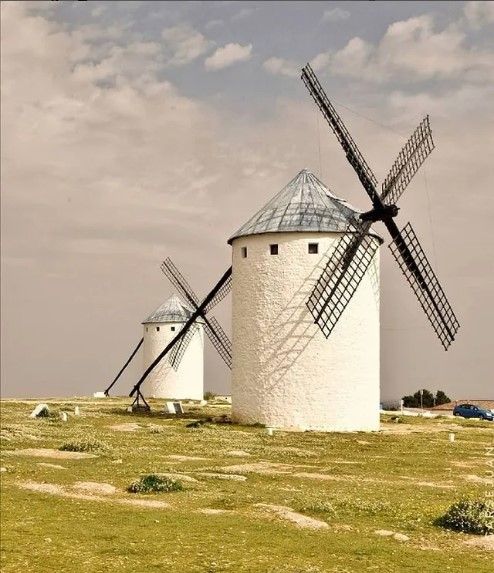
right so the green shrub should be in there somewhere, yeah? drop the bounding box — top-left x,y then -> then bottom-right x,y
59,439 -> 109,453
298,497 -> 336,517
437,499 -> 494,535
204,391 -> 216,400
127,474 -> 183,494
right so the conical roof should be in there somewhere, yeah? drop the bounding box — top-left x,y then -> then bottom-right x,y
143,294 -> 203,324
228,169 -> 370,244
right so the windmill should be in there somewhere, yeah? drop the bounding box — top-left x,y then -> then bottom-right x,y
228,64 -> 459,431
106,64 -> 458,426
300,64 -> 459,349
104,260 -> 232,409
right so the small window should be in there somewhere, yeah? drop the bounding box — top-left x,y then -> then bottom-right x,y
145,327 -> 148,332
308,243 -> 319,254
270,244 -> 278,255
156,326 -> 160,332
241,246 -> 247,258
171,326 -> 176,332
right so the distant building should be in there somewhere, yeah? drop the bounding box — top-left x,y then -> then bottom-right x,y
141,294 -> 204,400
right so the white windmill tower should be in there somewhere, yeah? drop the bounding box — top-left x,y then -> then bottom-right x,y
228,169 -> 382,431
141,294 -> 205,400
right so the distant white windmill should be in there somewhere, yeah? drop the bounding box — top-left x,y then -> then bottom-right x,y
141,294 -> 205,400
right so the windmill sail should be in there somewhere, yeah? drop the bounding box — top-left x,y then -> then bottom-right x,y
302,64 -> 379,202
161,257 -> 232,368
307,221 -> 379,339
388,223 -> 459,349
301,63 -> 459,350
381,116 -> 434,206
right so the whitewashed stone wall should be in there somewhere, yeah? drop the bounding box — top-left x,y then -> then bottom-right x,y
231,231 -> 380,432
141,322 -> 204,400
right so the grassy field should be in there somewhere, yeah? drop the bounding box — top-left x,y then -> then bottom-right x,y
1,397 -> 493,573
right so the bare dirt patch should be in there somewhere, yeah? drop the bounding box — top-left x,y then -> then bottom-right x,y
37,462 -> 67,470
464,474 -> 494,485
220,462 -> 300,475
6,448 -> 96,460
19,481 -> 64,496
255,503 -> 329,530
197,472 -> 247,482
17,481 -> 170,509
399,476 -> 455,489
117,498 -> 170,509
198,508 -> 233,515
109,423 -> 141,432
73,482 -> 117,495
167,455 -> 209,462
374,529 -> 410,542
450,460 -> 480,469
227,450 -> 251,457
157,472 -> 199,483
464,536 -> 494,551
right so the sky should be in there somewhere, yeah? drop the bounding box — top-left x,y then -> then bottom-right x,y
1,1 -> 493,401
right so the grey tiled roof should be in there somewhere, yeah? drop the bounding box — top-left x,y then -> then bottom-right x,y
228,168 -> 373,244
143,294 -> 204,324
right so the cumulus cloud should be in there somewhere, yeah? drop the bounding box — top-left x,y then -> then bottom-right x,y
204,42 -> 252,70
161,23 -> 213,66
329,14 -> 494,83
309,52 -> 331,72
263,56 -> 299,78
464,1 -> 494,28
323,7 -> 350,23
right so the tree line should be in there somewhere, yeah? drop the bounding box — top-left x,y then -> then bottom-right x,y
401,389 -> 451,408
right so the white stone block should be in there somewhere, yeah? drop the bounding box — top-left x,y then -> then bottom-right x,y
30,404 -> 50,418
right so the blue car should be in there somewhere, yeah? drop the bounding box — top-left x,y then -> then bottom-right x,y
453,404 -> 493,421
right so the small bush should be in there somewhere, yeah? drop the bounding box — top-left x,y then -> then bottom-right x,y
59,439 -> 109,453
127,474 -> 183,494
298,497 -> 336,517
437,499 -> 494,535
204,391 -> 216,401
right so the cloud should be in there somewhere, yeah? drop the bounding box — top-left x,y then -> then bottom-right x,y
464,1 -> 494,28
231,7 -> 255,21
161,23 -> 213,66
91,5 -> 106,18
263,57 -> 299,78
309,52 -> 331,72
204,42 -> 252,70
328,14 -> 494,83
323,7 -> 350,23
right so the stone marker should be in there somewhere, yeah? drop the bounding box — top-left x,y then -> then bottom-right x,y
74,406 -> 81,416
60,412 -> 68,422
449,433 -> 455,443
266,427 -> 274,436
165,401 -> 184,414
30,404 -> 50,418
93,392 -> 106,398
